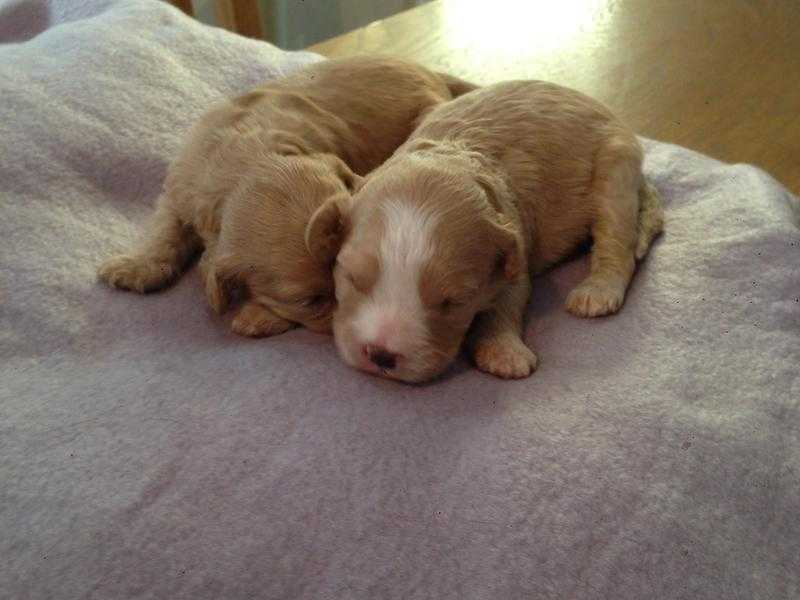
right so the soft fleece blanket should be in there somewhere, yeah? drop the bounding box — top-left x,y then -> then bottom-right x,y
1,1 -> 798,599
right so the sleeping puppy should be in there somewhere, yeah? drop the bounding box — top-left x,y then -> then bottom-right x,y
98,57 -> 476,337
308,80 -> 664,382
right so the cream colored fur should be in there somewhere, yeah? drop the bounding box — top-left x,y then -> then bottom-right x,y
311,80 -> 664,382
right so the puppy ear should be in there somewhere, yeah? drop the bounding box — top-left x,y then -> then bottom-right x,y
487,217 -> 524,281
474,171 -> 506,213
204,253 -> 245,314
473,171 -> 524,280
318,153 -> 363,191
305,196 -> 351,264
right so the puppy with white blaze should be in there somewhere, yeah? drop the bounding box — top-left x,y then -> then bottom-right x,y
306,80 -> 664,382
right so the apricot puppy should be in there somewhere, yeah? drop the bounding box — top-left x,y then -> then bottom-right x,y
98,57 -> 475,336
308,80 -> 664,382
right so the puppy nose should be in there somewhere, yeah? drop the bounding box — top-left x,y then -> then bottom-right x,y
365,345 -> 398,370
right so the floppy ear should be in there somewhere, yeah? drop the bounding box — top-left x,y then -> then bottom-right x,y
474,171 -> 506,213
305,196 -> 351,264
318,153 -> 363,191
486,217 -> 524,281
204,253 -> 246,314
472,171 -> 524,280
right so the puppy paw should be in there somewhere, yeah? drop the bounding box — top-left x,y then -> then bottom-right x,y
565,279 -> 625,317
97,255 -> 175,293
231,302 -> 293,338
473,335 -> 538,379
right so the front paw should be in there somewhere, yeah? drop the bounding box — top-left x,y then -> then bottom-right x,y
473,334 -> 538,379
97,255 -> 174,292
230,302 -> 293,338
565,278 -> 625,318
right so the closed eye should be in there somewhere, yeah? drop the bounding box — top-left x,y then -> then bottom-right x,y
337,264 -> 364,293
440,297 -> 467,312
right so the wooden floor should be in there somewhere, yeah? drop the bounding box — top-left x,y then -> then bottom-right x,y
310,0 -> 800,193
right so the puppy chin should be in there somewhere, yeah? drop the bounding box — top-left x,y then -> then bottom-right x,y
400,350 -> 457,383
385,352 -> 454,384
333,320 -> 452,383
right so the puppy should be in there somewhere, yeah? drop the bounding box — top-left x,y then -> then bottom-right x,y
98,57 -> 476,337
307,80 -> 664,382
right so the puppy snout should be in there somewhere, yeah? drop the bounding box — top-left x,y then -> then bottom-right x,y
364,344 -> 399,370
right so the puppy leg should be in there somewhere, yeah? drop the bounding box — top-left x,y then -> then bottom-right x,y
198,240 -> 227,313
98,194 -> 200,293
566,138 -> 641,318
231,302 -> 294,338
468,275 -> 538,379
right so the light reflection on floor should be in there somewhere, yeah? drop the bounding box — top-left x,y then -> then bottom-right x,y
440,0 -> 606,59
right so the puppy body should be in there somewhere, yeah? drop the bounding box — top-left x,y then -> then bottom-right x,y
98,57 -> 476,336
315,80 -> 664,381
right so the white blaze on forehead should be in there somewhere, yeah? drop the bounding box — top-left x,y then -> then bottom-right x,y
379,200 -> 438,279
352,199 -> 438,351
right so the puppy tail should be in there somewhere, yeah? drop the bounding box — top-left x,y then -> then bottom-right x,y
635,180 -> 665,260
436,72 -> 480,98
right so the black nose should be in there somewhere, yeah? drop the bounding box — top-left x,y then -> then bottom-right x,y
367,346 -> 398,370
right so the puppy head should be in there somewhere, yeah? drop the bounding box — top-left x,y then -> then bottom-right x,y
209,153 -> 360,333
310,153 -> 523,382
